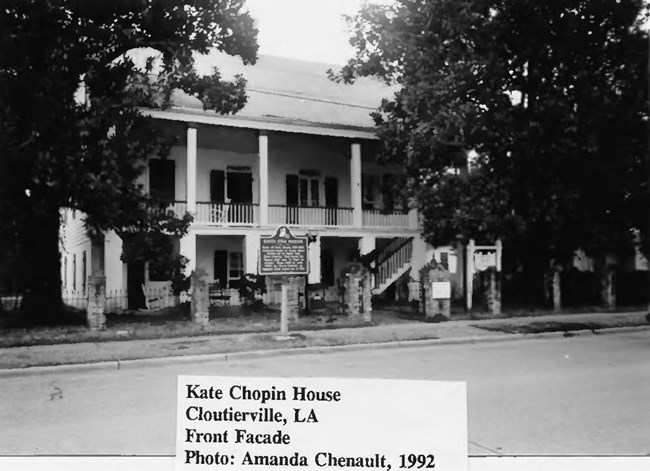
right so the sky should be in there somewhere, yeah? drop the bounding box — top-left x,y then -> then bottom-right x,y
244,0 -> 369,65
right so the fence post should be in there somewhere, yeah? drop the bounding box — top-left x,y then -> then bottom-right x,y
87,271 -> 107,331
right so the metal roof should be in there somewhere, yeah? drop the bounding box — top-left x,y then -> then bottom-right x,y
167,51 -> 396,132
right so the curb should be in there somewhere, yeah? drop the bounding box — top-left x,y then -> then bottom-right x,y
1,324 -> 648,378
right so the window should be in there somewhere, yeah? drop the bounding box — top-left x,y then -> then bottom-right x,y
210,167 -> 253,204
362,173 -> 381,210
286,171 -> 321,207
214,250 -> 243,289
149,159 -> 176,201
228,252 -> 243,288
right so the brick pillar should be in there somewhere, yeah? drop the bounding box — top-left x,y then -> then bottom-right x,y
344,273 -> 362,319
601,265 -> 616,310
191,269 -> 210,326
484,268 -> 501,316
87,271 -> 106,330
408,281 -> 421,303
421,265 -> 451,319
285,276 -> 301,323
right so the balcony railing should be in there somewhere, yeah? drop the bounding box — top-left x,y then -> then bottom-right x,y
269,205 -> 354,227
362,209 -> 417,229
195,202 -> 259,225
170,201 -> 188,218
168,201 -> 416,229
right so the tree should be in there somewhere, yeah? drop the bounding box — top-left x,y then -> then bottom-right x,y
0,0 -> 258,322
335,0 -> 648,302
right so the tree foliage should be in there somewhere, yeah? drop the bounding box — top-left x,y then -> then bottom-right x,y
0,0 -> 258,321
336,0 -> 648,271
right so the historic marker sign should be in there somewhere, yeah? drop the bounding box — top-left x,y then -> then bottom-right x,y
260,226 -> 308,275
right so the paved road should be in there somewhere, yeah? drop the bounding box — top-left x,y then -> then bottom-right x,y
1,330 -> 649,456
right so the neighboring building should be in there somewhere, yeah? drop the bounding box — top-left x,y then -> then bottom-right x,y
59,53 -> 449,309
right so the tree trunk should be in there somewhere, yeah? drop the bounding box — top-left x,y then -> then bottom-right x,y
19,207 -> 64,324
600,265 -> 616,310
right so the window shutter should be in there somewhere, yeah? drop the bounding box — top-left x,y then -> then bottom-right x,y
210,170 -> 225,203
149,159 -> 175,201
324,177 -> 338,208
286,174 -> 299,206
242,173 -> 253,203
321,249 -> 335,286
163,160 -> 175,200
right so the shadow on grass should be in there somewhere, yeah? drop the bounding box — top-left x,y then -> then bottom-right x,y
476,321 -> 607,334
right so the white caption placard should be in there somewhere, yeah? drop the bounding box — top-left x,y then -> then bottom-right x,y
431,282 -> 451,299
176,376 -> 467,471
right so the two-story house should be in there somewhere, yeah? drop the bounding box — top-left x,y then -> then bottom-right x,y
60,53 -> 443,310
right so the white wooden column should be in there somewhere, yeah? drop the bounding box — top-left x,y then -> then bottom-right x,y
409,236 -> 427,281
244,234 -> 260,274
259,131 -> 269,226
308,236 -> 321,284
180,231 -> 196,276
186,126 -> 197,214
351,142 -> 363,227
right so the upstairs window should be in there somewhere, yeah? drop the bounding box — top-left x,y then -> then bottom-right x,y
286,170 -> 321,207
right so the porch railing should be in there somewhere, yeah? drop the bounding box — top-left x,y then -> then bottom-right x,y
170,201 -> 188,218
268,205 -> 354,227
195,202 -> 259,225
362,209 -> 417,229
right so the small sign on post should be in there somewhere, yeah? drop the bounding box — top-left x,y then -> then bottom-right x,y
260,227 -> 309,334
431,281 -> 451,299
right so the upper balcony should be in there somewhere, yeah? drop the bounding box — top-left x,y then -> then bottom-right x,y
149,123 -> 419,232
168,201 -> 417,230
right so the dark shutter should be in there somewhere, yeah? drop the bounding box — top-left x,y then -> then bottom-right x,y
241,173 -> 253,203
321,249 -> 335,287
210,170 -> 225,203
285,174 -> 299,224
324,177 -> 338,207
149,159 -> 175,201
382,174 -> 395,212
286,175 -> 299,206
214,250 -> 228,287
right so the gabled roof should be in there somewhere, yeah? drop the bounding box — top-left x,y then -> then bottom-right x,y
166,51 -> 396,134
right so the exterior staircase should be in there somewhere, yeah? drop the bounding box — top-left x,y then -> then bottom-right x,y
372,237 -> 413,295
